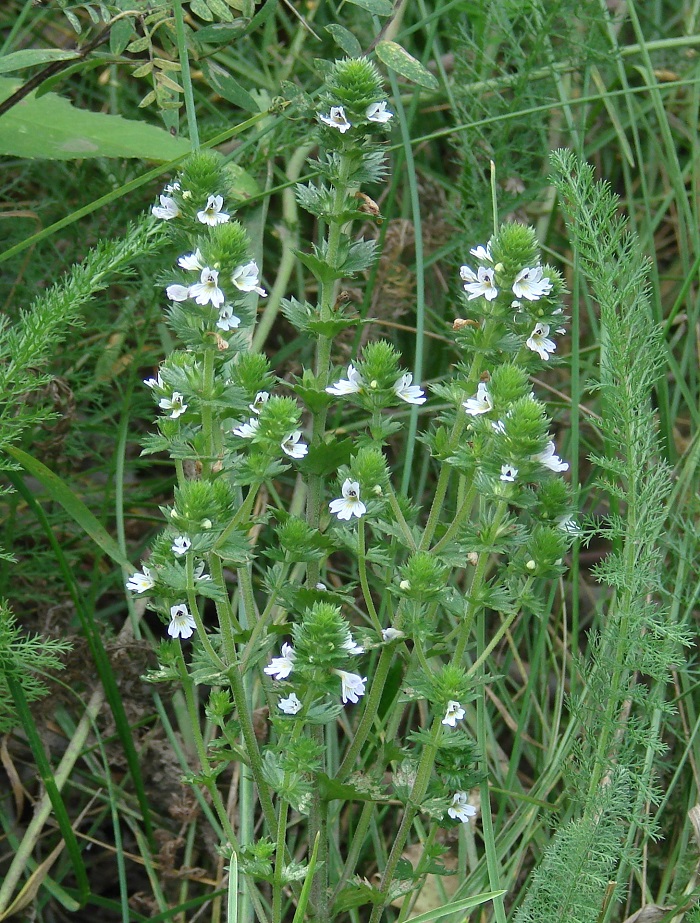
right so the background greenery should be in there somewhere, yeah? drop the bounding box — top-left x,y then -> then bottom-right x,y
1,0 -> 699,921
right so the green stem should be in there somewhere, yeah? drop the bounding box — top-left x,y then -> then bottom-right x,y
186,553 -> 227,671
200,346 -> 215,476
368,718 -> 444,923
386,484 -> 417,551
430,482 -> 477,555
358,521 -> 382,633
172,0 -> 199,151
174,643 -> 238,844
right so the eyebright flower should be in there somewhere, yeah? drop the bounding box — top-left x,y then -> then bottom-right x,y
442,700 -> 465,727
232,417 -> 259,438
231,261 -> 267,297
342,638 -> 364,656
278,692 -> 302,715
463,266 -> 498,301
533,441 -> 569,472
152,195 -> 180,220
382,627 -> 403,642
526,323 -> 556,360
189,268 -> 225,308
326,363 -> 364,396
319,105 -> 352,133
366,100 -> 393,123
492,419 -> 506,435
447,791 -> 477,824
463,382 -> 493,416
171,535 -> 191,556
394,372 -> 426,405
159,392 -> 188,419
178,249 -> 204,271
166,283 -> 192,302
329,479 -> 366,521
334,670 -> 367,704
281,431 -> 308,459
197,194 -> 230,226
168,603 -> 196,640
469,244 -> 492,262
126,565 -> 154,594
249,392 -> 270,414
558,514 -> 581,536
500,464 -> 518,482
264,642 -> 296,680
217,305 -> 241,331
512,266 -> 553,301
144,372 -> 164,390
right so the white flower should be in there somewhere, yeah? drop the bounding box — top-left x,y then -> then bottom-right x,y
249,391 -> 270,414
394,372 -> 426,405
164,181 -> 180,194
342,637 -> 364,656
159,392 -> 188,419
189,268 -> 225,308
197,194 -> 230,226
194,561 -> 212,582
126,565 -> 154,594
278,692 -> 302,715
329,479 -> 366,521
526,323 -> 556,360
178,249 -> 204,271
382,627 -> 403,642
459,264 -> 478,284
469,244 -> 492,262
512,266 -> 553,301
492,419 -> 506,435
166,283 -> 192,302
366,100 -> 393,123
232,417 -> 259,438
500,464 -> 518,482
152,195 -> 180,220
442,700 -> 465,727
281,431 -> 308,459
326,363 -> 364,396
447,791 -> 477,824
144,372 -> 164,390
463,266 -> 498,301
231,260 -> 267,297
216,305 -> 241,331
335,670 -> 367,704
168,603 -> 196,639
463,382 -> 493,416
558,514 -> 581,536
534,441 -> 569,472
264,642 -> 296,680
319,105 -> 352,133
172,535 -> 191,556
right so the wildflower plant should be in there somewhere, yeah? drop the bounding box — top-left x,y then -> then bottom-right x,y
131,59 -> 577,923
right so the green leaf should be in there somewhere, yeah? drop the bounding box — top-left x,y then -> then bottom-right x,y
375,40 -> 439,90
3,445 -> 132,569
200,60 -> 257,112
109,18 -> 135,55
196,21 -> 246,43
0,49 -> 80,74
406,892 -> 507,923
345,0 -> 393,14
325,24 -> 362,57
294,248 -> 338,285
0,77 -> 192,160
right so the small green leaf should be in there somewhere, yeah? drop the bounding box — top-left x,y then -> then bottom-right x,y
406,892 -> 507,923
324,24 -> 362,57
196,21 -> 246,43
126,35 -> 151,53
345,0 -> 393,14
0,49 -> 80,75
200,60 -> 257,112
375,40 -> 439,90
109,18 -> 135,55
190,0 -> 214,20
